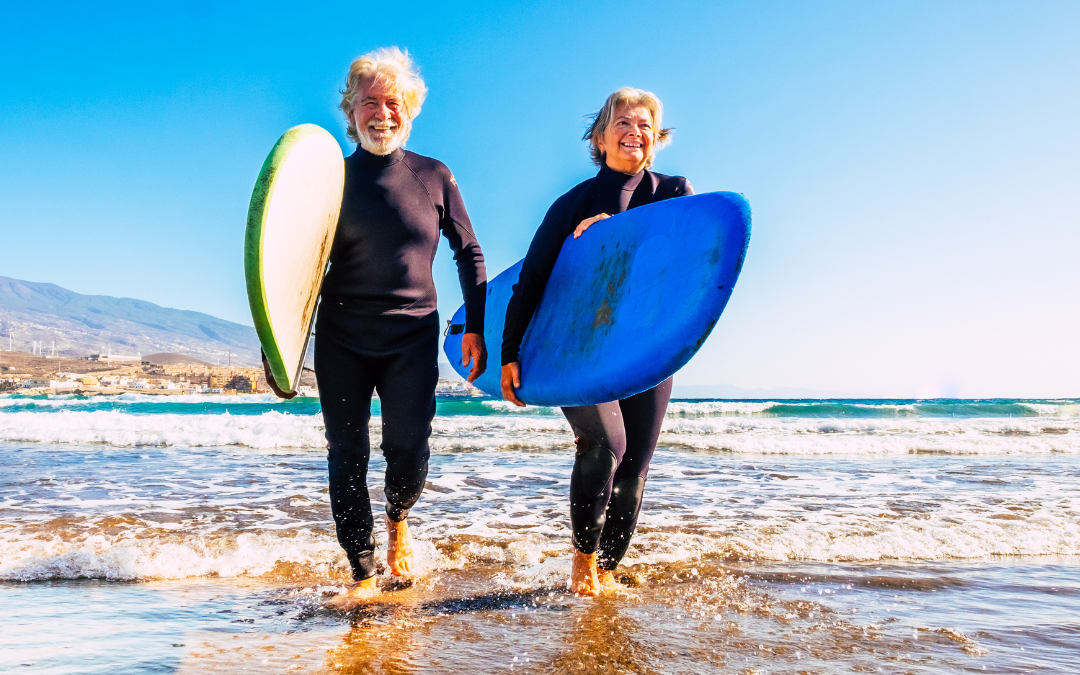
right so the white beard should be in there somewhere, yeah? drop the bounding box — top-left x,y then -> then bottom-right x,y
357,118 -> 411,155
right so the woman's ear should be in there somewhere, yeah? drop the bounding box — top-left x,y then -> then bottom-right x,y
593,133 -> 606,158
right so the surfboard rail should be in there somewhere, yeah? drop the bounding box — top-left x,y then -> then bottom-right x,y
244,124 -> 344,393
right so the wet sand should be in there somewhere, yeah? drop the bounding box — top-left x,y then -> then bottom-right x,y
3,557 -> 1077,673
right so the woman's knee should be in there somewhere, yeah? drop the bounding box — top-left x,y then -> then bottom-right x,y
575,442 -> 618,491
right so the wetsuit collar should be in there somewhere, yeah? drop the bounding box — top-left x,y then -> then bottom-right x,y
596,164 -> 646,193
351,146 -> 405,168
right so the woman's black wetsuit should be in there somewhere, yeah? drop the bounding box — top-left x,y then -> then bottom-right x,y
318,146 -> 486,581
502,164 -> 692,570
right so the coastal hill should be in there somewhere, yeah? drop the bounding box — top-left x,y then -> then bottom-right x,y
142,352 -> 214,367
0,276 -> 260,365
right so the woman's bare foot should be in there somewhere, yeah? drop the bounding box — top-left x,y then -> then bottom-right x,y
597,569 -> 638,597
385,515 -> 414,576
324,576 -> 379,610
570,549 -> 601,596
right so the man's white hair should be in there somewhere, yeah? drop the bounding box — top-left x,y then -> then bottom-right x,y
340,47 -> 428,145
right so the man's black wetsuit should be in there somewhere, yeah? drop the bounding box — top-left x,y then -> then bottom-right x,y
317,146 -> 486,581
502,164 -> 692,570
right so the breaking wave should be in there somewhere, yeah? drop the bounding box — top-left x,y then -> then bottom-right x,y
1,409 -> 1078,454
4,509 -> 1077,582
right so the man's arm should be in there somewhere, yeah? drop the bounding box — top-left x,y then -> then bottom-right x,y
438,170 -> 487,381
438,173 -> 486,334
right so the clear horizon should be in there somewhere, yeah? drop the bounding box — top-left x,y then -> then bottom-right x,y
2,1 -> 1078,398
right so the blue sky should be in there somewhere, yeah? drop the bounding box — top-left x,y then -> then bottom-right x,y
2,1 -> 1078,396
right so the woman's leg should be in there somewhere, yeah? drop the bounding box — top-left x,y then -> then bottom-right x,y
596,377 -> 672,571
561,403 -> 628,556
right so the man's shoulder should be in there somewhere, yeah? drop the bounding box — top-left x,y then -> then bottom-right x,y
401,150 -> 455,185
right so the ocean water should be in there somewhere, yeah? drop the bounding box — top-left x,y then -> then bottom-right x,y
1,393 -> 1078,673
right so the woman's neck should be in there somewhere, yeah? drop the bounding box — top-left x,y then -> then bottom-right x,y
604,158 -> 648,176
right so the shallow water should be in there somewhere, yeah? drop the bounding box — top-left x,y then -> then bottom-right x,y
4,559 -> 1077,673
2,395 -> 1079,672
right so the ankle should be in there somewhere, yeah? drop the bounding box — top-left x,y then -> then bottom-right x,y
573,549 -> 598,566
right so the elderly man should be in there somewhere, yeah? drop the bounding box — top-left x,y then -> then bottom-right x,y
266,47 -> 486,606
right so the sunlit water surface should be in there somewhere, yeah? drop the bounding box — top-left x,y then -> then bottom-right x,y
2,395 -> 1078,673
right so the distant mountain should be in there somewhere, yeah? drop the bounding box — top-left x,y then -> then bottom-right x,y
0,277 -> 260,365
143,352 -> 214,367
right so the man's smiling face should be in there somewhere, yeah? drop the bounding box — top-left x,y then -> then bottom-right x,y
351,76 -> 411,155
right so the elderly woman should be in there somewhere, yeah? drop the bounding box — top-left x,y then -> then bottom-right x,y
262,47 -> 487,607
501,88 -> 693,596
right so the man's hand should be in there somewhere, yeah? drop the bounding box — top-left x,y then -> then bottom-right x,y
262,356 -> 297,400
501,362 -> 525,407
461,333 -> 487,383
573,213 -> 610,239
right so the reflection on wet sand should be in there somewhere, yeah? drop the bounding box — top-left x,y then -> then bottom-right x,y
326,609 -> 420,674
544,598 -> 663,674
12,556 -> 1075,674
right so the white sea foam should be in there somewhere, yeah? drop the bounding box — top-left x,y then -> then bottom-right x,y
3,436 -> 1079,582
481,400 -> 560,415
0,529 -> 447,582
0,530 -> 342,581
1,409 -> 1077,454
0,410 -> 327,449
660,416 -> 1080,454
1019,403 -> 1080,417
4,509 -> 1077,582
0,397 -> 82,409
666,401 -> 779,416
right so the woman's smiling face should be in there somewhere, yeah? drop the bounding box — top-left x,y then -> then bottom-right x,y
595,104 -> 655,174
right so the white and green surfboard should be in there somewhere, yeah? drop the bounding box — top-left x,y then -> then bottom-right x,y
244,124 -> 344,394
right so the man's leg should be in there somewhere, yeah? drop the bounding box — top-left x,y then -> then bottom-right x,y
373,322 -> 440,576
315,320 -> 381,584
596,377 -> 673,575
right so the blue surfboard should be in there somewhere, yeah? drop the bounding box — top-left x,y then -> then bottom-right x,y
444,192 -> 751,406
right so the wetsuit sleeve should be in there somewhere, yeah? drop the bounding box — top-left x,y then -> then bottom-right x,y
678,178 -> 695,196
501,195 -> 577,366
439,175 -> 487,335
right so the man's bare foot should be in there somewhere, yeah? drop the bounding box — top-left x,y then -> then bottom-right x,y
324,576 -> 378,610
386,515 -> 414,576
597,569 -> 621,590
570,549 -> 601,596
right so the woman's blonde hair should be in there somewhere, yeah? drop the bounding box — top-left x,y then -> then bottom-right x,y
340,47 -> 428,144
583,87 -> 672,169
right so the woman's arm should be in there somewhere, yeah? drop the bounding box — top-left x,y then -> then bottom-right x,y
500,192 -> 582,367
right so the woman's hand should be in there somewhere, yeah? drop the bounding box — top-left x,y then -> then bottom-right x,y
262,356 -> 297,400
501,362 -> 525,407
461,333 -> 487,383
573,213 -> 610,239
